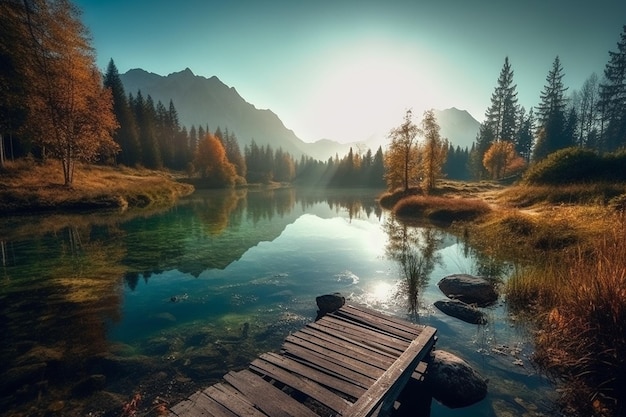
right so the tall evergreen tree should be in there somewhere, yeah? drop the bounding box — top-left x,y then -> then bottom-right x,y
134,91 -> 161,169
599,26 -> 626,152
533,56 -> 569,161
516,108 -> 534,162
485,57 -> 519,141
104,59 -> 140,166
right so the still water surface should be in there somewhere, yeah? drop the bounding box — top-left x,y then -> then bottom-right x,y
0,188 -> 556,416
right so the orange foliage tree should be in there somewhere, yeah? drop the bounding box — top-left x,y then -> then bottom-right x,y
482,140 -> 526,179
194,133 -> 237,187
20,0 -> 119,185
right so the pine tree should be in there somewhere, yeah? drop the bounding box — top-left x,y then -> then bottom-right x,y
104,59 -> 140,166
485,57 -> 519,141
599,26 -> 626,152
533,56 -> 569,161
516,108 -> 534,162
134,91 -> 161,169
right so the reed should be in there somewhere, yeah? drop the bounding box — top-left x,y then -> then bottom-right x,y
506,216 -> 626,416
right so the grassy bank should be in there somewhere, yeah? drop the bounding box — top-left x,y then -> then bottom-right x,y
0,159 -> 194,213
383,179 -> 626,416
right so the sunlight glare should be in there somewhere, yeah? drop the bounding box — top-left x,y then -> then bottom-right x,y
370,281 -> 394,303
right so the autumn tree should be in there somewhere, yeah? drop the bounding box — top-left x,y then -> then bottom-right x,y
385,109 -> 421,191
194,133 -> 237,187
18,0 -> 118,184
483,141 -> 525,180
420,109 -> 448,193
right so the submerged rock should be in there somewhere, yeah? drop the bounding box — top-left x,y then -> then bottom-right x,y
434,299 -> 487,324
438,274 -> 498,306
315,293 -> 345,318
425,350 -> 488,408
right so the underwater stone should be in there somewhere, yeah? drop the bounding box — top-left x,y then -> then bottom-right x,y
425,350 -> 488,408
434,299 -> 487,324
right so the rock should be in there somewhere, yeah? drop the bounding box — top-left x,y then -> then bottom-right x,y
425,350 -> 488,408
72,374 -> 106,397
0,362 -> 47,391
438,274 -> 498,306
434,299 -> 487,324
315,293 -> 345,318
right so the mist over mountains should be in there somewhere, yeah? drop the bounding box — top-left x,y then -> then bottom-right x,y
120,68 -> 480,161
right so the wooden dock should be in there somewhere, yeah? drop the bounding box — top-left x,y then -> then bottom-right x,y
168,303 -> 437,417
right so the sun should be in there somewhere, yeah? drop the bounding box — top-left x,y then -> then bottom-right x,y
300,39 -> 442,143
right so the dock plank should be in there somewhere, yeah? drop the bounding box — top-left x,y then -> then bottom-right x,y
250,357 -> 351,413
224,369 -> 319,417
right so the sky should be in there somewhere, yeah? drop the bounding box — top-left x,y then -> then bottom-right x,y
75,0 -> 626,143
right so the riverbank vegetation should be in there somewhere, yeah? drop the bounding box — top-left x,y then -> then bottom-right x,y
0,158 -> 193,213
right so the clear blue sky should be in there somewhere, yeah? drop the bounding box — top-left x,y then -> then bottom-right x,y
76,0 -> 626,143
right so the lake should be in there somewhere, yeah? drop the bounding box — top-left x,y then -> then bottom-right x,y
0,187 -> 556,416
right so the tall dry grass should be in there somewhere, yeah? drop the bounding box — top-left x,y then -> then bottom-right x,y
507,214 -> 626,416
393,195 -> 492,224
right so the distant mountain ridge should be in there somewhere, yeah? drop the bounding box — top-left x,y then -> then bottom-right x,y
119,68 -> 480,160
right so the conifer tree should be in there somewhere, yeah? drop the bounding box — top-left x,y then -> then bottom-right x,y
104,59 -> 140,166
533,56 -> 569,161
134,91 -> 161,169
516,108 -> 534,162
599,26 -> 626,152
485,57 -> 519,141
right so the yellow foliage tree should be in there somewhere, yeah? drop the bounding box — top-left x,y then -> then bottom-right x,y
482,140 -> 525,179
420,109 -> 448,193
194,133 -> 237,187
384,110 -> 421,191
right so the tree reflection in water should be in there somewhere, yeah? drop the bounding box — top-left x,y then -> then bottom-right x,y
384,215 -> 443,315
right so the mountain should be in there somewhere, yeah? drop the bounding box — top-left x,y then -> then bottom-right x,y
119,68 -> 481,161
432,108 -> 480,149
120,68 -> 310,158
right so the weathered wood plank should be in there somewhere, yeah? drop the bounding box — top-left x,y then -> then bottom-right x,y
259,352 -> 365,399
329,309 -> 420,342
250,357 -> 351,414
311,317 -> 410,353
339,326 -> 437,417
339,304 -> 424,336
187,390 -> 237,417
295,327 -> 397,367
284,334 -> 388,375
224,369 -> 319,417
204,384 -> 267,417
282,341 -> 377,389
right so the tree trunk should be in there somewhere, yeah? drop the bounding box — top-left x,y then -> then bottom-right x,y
0,133 -> 5,168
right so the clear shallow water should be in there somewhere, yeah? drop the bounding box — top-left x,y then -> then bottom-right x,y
0,188 -> 556,416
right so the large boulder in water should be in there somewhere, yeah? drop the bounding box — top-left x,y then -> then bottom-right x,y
425,350 -> 488,408
315,293 -> 345,318
438,274 -> 498,306
434,299 -> 487,324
